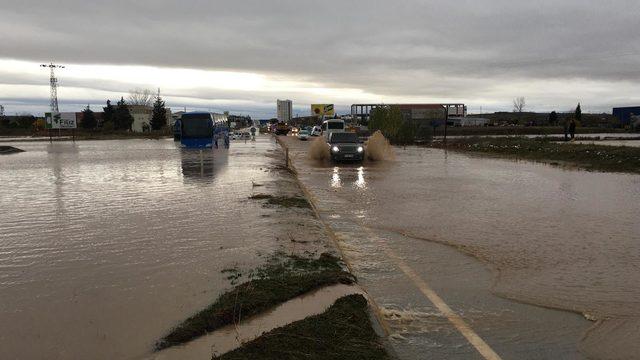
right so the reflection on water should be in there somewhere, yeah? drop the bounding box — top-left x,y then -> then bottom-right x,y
0,138 -> 283,359
331,167 -> 341,188
329,166 -> 367,190
356,167 -> 366,189
179,149 -> 227,182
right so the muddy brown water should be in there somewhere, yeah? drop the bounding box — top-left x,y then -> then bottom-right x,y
0,137 -> 314,359
282,136 -> 640,359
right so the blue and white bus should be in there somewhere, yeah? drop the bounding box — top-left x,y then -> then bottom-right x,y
178,112 -> 229,149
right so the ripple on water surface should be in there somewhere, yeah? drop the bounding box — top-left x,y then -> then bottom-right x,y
0,138 -> 284,359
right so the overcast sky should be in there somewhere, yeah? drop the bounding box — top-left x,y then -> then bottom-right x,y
1,0 -> 639,118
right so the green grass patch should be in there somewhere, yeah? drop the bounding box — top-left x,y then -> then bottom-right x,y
156,253 -> 355,350
440,126 -> 626,137
214,294 -> 391,360
249,194 -> 312,209
434,136 -> 640,173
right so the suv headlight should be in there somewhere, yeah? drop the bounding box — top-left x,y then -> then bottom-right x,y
332,146 -> 339,152
357,146 -> 364,153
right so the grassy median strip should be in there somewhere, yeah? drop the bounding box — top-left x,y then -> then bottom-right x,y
434,137 -> 640,173
156,253 -> 355,350
214,294 -> 391,360
0,146 -> 24,154
249,194 -> 312,209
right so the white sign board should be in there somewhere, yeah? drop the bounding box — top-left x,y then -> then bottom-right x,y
45,112 -> 77,129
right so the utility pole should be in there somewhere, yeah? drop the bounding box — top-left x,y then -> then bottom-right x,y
0,105 -> 4,116
40,62 -> 65,112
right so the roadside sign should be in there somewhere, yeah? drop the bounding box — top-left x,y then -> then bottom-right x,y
45,112 -> 77,129
311,104 -> 335,117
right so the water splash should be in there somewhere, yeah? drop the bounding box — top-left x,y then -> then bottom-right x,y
366,131 -> 395,161
308,137 -> 330,161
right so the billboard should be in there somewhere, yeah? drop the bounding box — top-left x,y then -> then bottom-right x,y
45,112 -> 77,129
311,104 -> 335,117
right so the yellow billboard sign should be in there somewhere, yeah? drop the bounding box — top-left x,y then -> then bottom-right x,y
311,104 -> 335,117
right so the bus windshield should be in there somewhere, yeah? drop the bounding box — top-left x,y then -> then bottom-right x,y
181,114 -> 213,138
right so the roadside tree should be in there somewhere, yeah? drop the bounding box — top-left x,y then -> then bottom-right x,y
81,105 -> 97,130
128,88 -> 154,107
549,111 -> 558,125
513,97 -> 526,113
115,97 -> 134,131
102,100 -> 115,128
575,103 -> 582,125
151,94 -> 167,130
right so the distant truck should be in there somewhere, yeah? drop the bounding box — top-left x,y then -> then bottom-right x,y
327,132 -> 364,162
322,119 -> 345,141
274,122 -> 291,135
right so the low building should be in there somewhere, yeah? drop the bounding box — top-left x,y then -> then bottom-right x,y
613,106 -> 640,126
290,115 -> 319,128
128,105 -> 173,132
449,117 -> 488,127
350,103 -> 466,125
228,115 -> 252,129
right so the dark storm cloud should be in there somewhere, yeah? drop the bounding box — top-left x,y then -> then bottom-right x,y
2,0 -> 640,113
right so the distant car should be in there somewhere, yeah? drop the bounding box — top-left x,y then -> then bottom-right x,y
298,130 -> 310,140
311,126 -> 322,136
232,131 -> 241,140
328,132 -> 364,162
240,132 -> 251,139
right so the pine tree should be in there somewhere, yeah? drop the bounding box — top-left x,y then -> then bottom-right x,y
575,103 -> 582,124
150,95 -> 167,130
81,105 -> 97,130
115,97 -> 134,131
102,100 -> 115,129
549,111 -> 558,125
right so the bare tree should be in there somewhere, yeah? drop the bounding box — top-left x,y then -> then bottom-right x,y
127,88 -> 153,107
513,97 -> 526,113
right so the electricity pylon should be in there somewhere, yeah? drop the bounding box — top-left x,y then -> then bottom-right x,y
40,62 -> 65,112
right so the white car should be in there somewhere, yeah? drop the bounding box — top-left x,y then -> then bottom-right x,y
298,130 -> 310,140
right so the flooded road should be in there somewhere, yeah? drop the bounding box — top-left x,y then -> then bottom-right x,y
0,137 -> 297,359
282,136 -> 640,359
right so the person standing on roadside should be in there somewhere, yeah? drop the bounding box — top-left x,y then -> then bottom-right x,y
563,118 -> 569,141
569,118 -> 577,140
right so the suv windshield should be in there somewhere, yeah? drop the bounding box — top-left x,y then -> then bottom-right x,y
330,132 -> 358,143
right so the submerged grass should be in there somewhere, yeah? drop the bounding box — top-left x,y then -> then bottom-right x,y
0,145 -> 24,154
214,294 -> 391,360
156,253 -> 355,350
249,194 -> 312,209
434,136 -> 640,173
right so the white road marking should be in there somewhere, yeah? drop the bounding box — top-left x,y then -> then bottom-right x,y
362,226 -> 503,360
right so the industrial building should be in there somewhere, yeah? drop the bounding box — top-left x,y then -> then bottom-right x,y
277,99 -> 292,123
612,106 -> 640,126
350,103 -> 466,126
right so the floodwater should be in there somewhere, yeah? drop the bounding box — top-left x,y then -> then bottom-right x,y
282,136 -> 640,359
0,137 -> 295,359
